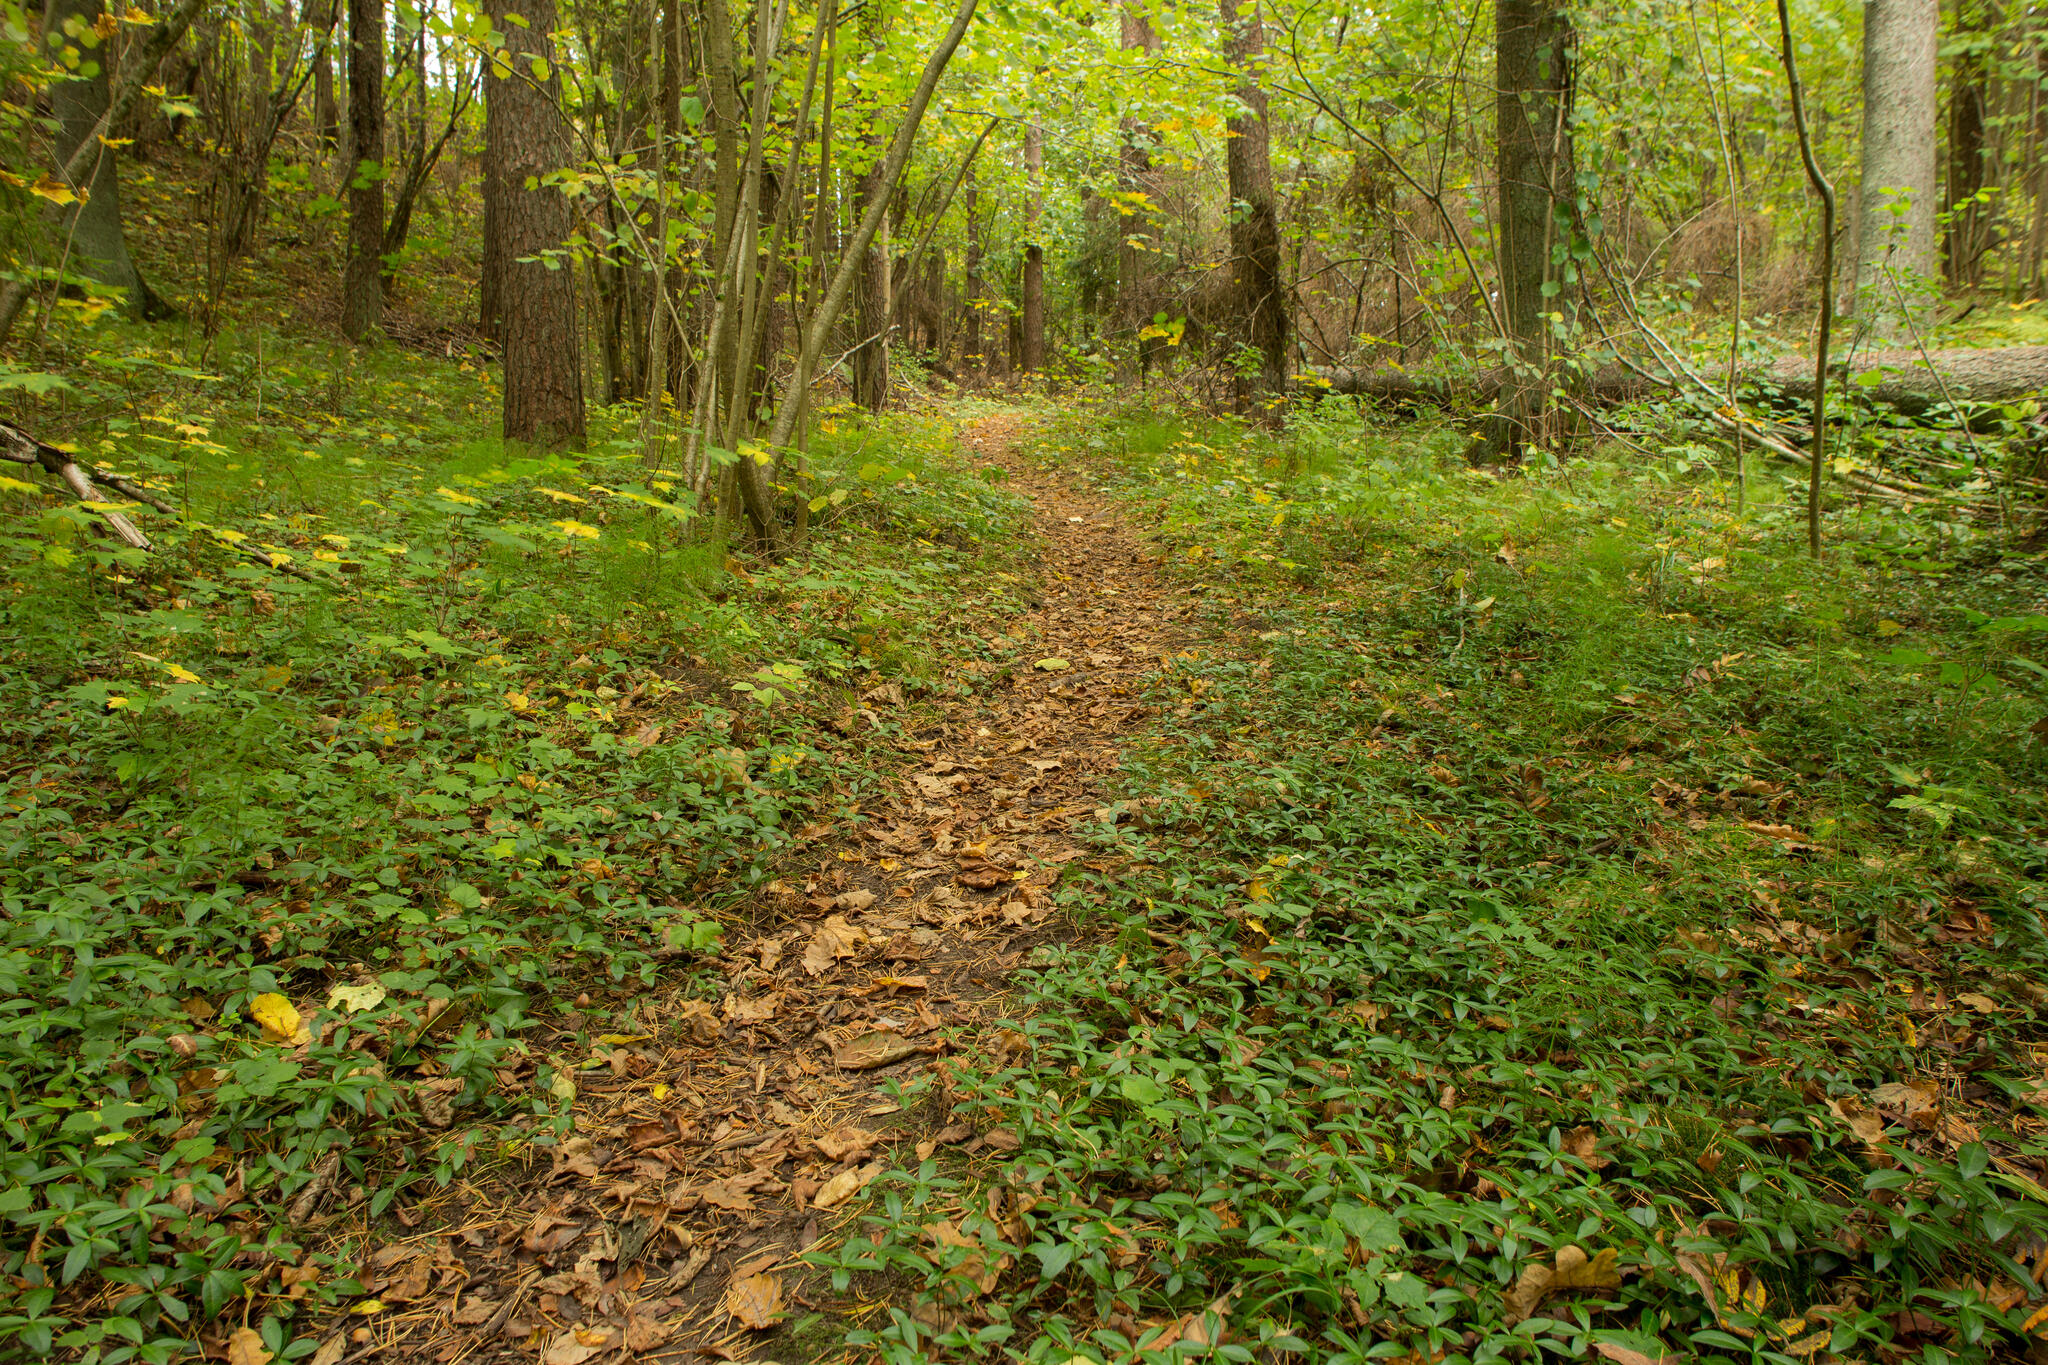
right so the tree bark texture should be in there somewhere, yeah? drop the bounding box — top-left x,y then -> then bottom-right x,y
341,0 -> 384,340
851,157 -> 892,407
1482,0 -> 1573,458
1118,0 -> 1164,372
1857,0 -> 1939,295
1221,0 -> 1287,408
963,174 -> 984,369
486,0 -> 586,448
42,0 -> 156,316
1943,0 -> 1991,286
1021,122 -> 1044,372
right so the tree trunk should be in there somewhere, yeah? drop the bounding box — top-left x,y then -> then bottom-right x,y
42,0 -> 157,317
963,173 -> 983,370
1857,0 -> 1939,306
312,0 -> 339,154
851,157 -> 892,407
1479,0 -> 1574,460
1944,0 -> 1991,287
486,0 -> 586,447
1221,0 -> 1287,410
340,0 -> 383,341
1118,0 -> 1163,373
1021,122 -> 1044,372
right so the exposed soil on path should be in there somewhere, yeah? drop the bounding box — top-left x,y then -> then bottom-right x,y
330,410 -> 1193,1365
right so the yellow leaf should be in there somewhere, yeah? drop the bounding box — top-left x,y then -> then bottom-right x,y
535,486 -> 587,504
0,475 -> 41,494
250,993 -> 302,1042
29,173 -> 79,205
435,486 -> 481,506
1247,878 -> 1273,903
164,663 -> 204,685
106,695 -> 129,710
552,518 -> 599,539
504,690 -> 533,712
724,1271 -> 784,1328
351,1299 -> 385,1315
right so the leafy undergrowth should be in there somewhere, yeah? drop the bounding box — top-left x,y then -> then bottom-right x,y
0,330 -> 1032,1362
823,399 -> 2048,1364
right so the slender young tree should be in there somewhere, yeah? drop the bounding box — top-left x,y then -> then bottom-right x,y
340,0 -> 384,341
1220,0 -> 1286,409
485,0 -> 586,447
1021,121 -> 1044,373
1117,0 -> 1164,373
1479,0 -> 1574,460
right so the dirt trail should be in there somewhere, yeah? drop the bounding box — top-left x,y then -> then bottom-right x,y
346,410 -> 1191,1364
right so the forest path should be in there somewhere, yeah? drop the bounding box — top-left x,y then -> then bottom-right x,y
400,409 -> 1196,1364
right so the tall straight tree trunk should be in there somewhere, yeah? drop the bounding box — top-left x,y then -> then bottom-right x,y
1118,0 -> 1163,373
312,0 -> 340,153
42,0 -> 157,316
851,160 -> 892,407
487,0 -> 586,447
1857,0 -> 1939,310
1021,122 -> 1044,372
1480,0 -> 1573,460
1943,0 -> 1991,286
340,0 -> 384,340
1221,0 -> 1286,408
963,172 -> 984,370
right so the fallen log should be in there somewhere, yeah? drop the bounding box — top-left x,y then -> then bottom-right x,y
1313,344 -> 2048,416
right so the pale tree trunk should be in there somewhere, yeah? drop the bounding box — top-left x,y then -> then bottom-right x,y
340,0 -> 383,340
1221,0 -> 1286,409
487,0 -> 586,447
42,0 -> 158,317
1021,121 -> 1044,372
1857,0 -> 1939,311
1479,0 -> 1573,460
1118,0 -> 1163,374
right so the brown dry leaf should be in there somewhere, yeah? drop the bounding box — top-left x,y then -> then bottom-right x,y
926,1218 -> 1008,1298
676,997 -> 721,1045
624,1310 -> 675,1351
226,1328 -> 272,1365
1591,1344 -> 1679,1365
1957,992 -> 1999,1013
835,889 -> 879,912
541,1325 -> 617,1365
724,992 -> 779,1023
382,1254 -> 431,1302
1825,1096 -> 1888,1151
452,1295 -> 498,1325
1562,1125 -> 1611,1171
725,1271 -> 785,1329
699,1170 -> 768,1211
957,866 -> 1006,890
307,1338 -> 345,1365
814,1160 -> 885,1209
1870,1079 -> 1940,1117
1502,1245 -> 1623,1325
804,915 -> 869,975
982,1126 -> 1023,1152
816,1125 -> 882,1161
833,1029 -> 917,1070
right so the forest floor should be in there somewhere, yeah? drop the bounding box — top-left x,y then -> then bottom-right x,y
8,349 -> 2048,1365
345,411 -> 1199,1364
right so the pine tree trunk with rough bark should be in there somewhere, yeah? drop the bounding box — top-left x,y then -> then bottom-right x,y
340,0 -> 383,341
486,0 -> 586,448
1221,0 -> 1286,411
